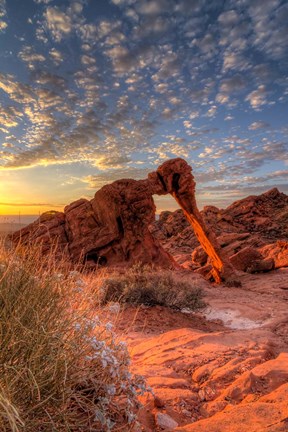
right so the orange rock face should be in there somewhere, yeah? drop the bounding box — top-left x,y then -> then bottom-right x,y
10,158 -> 287,279
149,158 -> 238,284
12,178 -> 175,268
153,185 -> 288,273
11,158 -> 239,283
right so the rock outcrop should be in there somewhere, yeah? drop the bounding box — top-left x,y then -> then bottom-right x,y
152,187 -> 288,272
10,158 -> 287,280
11,158 -> 238,283
150,159 -> 237,284
12,179 -> 174,268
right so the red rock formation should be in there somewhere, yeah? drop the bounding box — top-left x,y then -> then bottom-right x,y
11,179 -> 174,268
148,158 -> 238,284
260,241 -> 288,269
10,211 -> 68,256
153,186 -> 288,273
12,158 -> 237,282
229,247 -> 274,273
11,158 -> 286,280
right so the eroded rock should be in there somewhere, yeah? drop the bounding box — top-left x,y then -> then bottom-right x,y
11,179 -> 174,268
10,158 -> 286,279
11,158 -> 239,283
153,186 -> 288,274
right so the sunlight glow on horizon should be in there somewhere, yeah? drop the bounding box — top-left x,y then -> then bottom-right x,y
0,0 -> 287,213
0,204 -> 64,216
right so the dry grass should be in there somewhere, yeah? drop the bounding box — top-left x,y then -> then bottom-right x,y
100,263 -> 206,311
0,242 -> 147,432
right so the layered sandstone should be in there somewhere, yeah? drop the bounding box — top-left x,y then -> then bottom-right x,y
152,187 -> 288,271
11,158 -> 238,283
10,159 -> 287,281
11,179 -> 173,268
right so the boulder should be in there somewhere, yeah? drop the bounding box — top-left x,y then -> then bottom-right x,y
260,241 -> 288,268
229,247 -> 274,273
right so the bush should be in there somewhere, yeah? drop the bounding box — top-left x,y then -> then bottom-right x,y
0,244 -> 147,431
100,263 -> 205,310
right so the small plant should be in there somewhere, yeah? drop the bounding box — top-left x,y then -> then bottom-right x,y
100,263 -> 206,310
0,243 -> 148,431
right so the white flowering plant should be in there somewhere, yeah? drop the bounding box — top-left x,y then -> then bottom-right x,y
0,242 -> 149,431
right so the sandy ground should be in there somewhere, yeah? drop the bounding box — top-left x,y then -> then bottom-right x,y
111,268 -> 288,431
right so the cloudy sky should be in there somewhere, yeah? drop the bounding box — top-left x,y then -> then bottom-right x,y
0,0 -> 287,215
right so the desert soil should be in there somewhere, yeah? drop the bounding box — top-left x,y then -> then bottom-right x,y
111,268 -> 288,431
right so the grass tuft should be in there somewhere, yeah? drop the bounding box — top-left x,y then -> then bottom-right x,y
0,242 -> 147,431
100,263 -> 206,310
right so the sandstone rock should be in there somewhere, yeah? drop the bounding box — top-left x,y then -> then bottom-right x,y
191,247 -> 208,267
222,188 -> 288,239
155,412 -> 178,429
11,158 -> 239,284
151,158 -> 238,284
10,211 -> 68,257
154,396 -> 165,408
229,247 -> 274,273
153,188 -> 288,272
10,159 -> 287,277
12,179 -> 174,268
260,241 -> 288,268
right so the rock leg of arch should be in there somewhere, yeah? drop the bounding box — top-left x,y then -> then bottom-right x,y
148,158 -> 239,285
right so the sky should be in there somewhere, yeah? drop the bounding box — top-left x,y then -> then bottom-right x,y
0,0 -> 287,216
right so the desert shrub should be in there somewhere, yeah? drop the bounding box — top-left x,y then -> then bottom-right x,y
0,243 -> 147,432
100,263 -> 205,310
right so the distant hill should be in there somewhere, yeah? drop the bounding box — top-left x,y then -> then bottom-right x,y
0,223 -> 28,237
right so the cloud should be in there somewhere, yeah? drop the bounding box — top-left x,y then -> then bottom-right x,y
106,43 -> 157,75
0,0 -> 7,31
0,20 -> 7,30
136,0 -> 171,16
0,73 -> 35,104
18,46 -> 46,69
81,55 -> 96,66
92,155 -> 131,170
152,51 -> 181,81
0,0 -> 6,15
216,75 -> 245,104
78,23 -> 98,41
222,52 -> 250,73
245,85 -> 267,109
82,167 -> 151,189
206,105 -> 217,117
44,6 -> 73,41
49,48 -> 64,65
245,0 -> 288,60
0,106 -> 23,129
248,121 -> 270,130
183,120 -> 192,129
218,9 -> 239,27
220,76 -> 245,93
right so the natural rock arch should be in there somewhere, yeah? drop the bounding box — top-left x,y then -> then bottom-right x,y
11,158 -> 238,284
